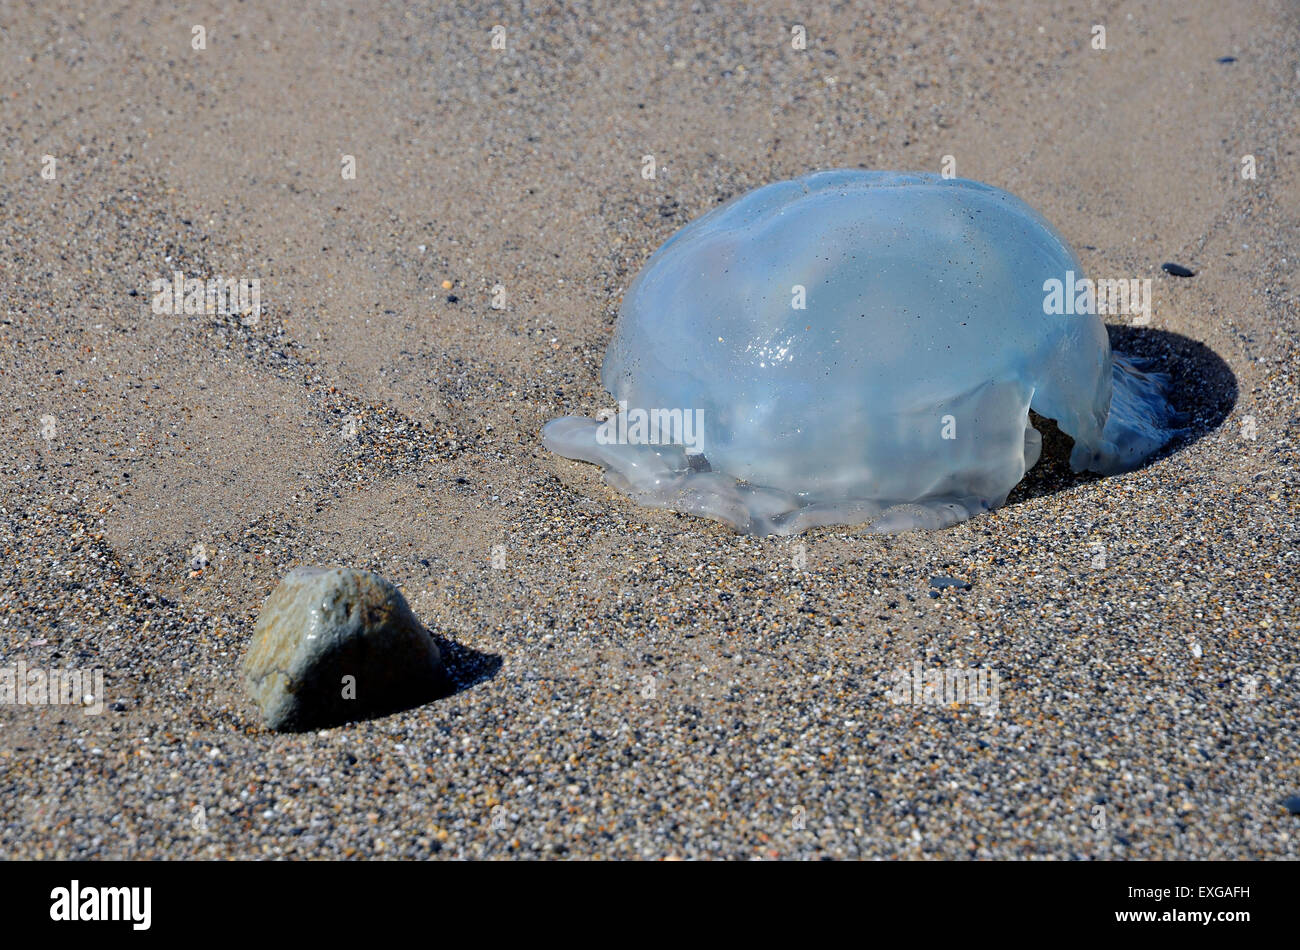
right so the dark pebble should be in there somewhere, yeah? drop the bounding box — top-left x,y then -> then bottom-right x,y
446,294 -> 459,303
1284,795 -> 1300,815
1216,56 -> 1237,63
1161,262 -> 1196,277
928,575 -> 972,590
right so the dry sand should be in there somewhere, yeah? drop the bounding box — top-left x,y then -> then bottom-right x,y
0,0 -> 1296,858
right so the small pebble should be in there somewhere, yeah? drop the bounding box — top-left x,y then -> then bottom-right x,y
242,566 -> 444,731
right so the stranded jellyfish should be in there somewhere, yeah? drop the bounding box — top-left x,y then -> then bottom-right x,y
543,170 -> 1182,535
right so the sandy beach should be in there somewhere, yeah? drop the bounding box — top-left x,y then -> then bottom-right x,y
1,0 -> 1296,858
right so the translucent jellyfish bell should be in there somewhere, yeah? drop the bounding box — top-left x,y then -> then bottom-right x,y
544,170 -> 1182,535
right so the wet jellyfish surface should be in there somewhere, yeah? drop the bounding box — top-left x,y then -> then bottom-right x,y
543,170 -> 1183,536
